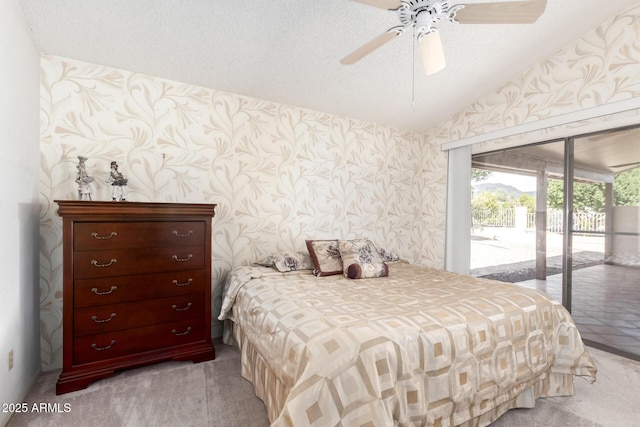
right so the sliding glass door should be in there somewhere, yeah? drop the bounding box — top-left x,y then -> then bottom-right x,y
469,125 -> 640,360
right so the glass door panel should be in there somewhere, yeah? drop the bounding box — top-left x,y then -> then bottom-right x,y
470,139 -> 565,295
570,131 -> 640,358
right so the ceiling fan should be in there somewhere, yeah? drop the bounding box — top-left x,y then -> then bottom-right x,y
341,0 -> 547,76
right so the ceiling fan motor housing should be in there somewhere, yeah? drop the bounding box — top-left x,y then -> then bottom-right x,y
398,0 -> 464,39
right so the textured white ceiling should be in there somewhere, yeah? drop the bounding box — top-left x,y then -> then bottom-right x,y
17,0 -> 640,132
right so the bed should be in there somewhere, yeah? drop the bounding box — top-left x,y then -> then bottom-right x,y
218,260 -> 596,427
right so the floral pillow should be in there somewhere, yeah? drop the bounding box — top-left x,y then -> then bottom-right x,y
257,251 -> 313,272
378,247 -> 400,262
338,239 -> 389,279
305,240 -> 343,276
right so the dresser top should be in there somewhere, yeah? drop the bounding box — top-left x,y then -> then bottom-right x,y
54,200 -> 217,219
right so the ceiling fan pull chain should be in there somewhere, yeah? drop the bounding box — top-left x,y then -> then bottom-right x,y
411,25 -> 416,109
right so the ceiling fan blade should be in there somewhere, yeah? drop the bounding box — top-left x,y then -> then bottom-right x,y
455,0 -> 547,24
352,0 -> 402,10
419,31 -> 446,75
340,30 -> 399,65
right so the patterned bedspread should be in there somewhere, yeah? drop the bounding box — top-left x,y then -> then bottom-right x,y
218,262 -> 596,427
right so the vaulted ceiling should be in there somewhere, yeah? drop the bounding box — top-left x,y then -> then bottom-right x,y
17,0 -> 640,132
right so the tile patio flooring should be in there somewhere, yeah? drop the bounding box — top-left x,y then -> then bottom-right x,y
518,264 -> 640,358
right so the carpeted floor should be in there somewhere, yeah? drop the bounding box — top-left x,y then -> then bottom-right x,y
7,341 -> 640,427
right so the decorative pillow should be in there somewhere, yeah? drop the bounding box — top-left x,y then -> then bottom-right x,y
257,251 -> 313,272
346,262 -> 389,279
378,247 -> 400,262
338,239 -> 388,279
305,240 -> 343,276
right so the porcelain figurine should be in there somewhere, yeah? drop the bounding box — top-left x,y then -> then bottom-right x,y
106,161 -> 128,201
75,156 -> 94,200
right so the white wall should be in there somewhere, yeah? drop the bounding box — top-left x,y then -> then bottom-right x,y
0,0 -> 42,424
611,206 -> 640,267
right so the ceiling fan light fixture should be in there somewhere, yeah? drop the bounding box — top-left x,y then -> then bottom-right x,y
419,30 -> 446,75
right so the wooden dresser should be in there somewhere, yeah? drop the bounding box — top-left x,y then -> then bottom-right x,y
55,201 -> 217,394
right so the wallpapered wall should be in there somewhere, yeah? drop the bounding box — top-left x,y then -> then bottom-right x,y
39,55 -> 447,370
428,4 -> 640,151
38,4 -> 640,371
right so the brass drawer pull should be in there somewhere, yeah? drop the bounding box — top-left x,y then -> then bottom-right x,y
172,303 -> 192,312
172,327 -> 192,336
91,286 -> 117,295
172,278 -> 193,287
172,254 -> 193,262
91,231 -> 118,240
91,313 -> 117,323
172,230 -> 193,237
91,259 -> 117,268
91,340 -> 116,351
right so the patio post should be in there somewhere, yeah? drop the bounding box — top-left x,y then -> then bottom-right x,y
604,182 -> 614,264
535,170 -> 548,279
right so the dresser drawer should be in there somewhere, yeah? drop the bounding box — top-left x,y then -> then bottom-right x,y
74,221 -> 205,251
73,245 -> 204,278
74,294 -> 204,336
73,319 -> 205,365
74,270 -> 206,307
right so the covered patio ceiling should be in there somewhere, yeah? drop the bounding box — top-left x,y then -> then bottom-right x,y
472,125 -> 640,183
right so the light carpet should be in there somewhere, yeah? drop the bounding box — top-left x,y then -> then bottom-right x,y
6,343 -> 640,427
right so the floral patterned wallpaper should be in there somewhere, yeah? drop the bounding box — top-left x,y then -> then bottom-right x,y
429,4 -> 640,152
39,55 -> 447,370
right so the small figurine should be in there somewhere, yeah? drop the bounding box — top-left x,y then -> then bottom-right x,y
106,161 -> 128,201
75,156 -> 94,200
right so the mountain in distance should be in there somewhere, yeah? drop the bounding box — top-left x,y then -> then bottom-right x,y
473,182 -> 535,198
